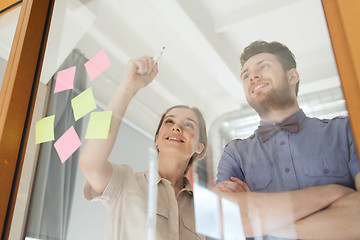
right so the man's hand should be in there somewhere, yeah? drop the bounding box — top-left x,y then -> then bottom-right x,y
214,177 -> 250,194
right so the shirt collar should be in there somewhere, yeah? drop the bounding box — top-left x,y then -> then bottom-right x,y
183,177 -> 193,192
144,167 -> 162,185
259,109 -> 306,126
144,169 -> 194,193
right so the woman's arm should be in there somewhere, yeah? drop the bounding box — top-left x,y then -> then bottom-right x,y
79,56 -> 158,194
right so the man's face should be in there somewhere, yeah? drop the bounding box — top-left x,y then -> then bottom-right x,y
240,53 -> 296,113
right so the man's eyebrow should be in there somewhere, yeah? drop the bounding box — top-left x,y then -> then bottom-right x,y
240,68 -> 248,78
240,60 -> 267,78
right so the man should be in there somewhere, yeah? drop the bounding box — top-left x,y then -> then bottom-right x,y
214,40 -> 360,239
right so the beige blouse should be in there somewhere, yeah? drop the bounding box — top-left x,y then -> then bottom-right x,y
84,163 -> 206,240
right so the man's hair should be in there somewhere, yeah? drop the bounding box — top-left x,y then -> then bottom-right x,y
240,40 -> 299,96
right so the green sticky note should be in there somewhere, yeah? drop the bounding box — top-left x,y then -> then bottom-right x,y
36,115 -> 55,144
71,87 -> 97,121
85,111 -> 113,139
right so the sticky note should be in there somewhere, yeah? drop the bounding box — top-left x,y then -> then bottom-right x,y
54,126 -> 81,164
221,198 -> 246,240
85,111 -> 113,139
84,49 -> 111,81
36,115 -> 55,144
193,183 -> 221,239
71,87 -> 97,121
54,66 -> 76,93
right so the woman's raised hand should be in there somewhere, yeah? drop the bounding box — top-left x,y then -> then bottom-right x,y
122,56 -> 159,96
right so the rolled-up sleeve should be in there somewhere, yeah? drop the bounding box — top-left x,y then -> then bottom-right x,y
83,163 -> 130,206
216,140 -> 245,185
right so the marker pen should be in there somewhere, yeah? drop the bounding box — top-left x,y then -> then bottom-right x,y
147,46 -> 165,74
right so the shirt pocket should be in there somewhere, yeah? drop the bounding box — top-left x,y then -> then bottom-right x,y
182,217 -> 203,240
302,158 -> 348,185
124,191 -> 170,240
245,163 -> 273,191
124,190 -> 169,219
156,205 -> 169,219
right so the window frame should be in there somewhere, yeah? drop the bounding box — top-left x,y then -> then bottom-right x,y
0,0 -> 54,238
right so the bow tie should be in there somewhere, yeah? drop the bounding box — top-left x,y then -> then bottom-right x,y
258,114 -> 299,142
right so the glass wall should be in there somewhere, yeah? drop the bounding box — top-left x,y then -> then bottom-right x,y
10,0 -> 359,239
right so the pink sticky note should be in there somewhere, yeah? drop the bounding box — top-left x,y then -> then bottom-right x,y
84,49 -> 111,81
54,66 -> 76,93
54,126 -> 81,164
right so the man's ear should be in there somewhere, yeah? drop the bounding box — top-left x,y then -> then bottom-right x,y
288,68 -> 299,86
195,142 -> 205,154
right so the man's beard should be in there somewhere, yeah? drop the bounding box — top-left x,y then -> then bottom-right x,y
247,82 -> 295,116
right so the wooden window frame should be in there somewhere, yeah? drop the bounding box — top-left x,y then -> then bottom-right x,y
0,1 -> 22,15
321,0 -> 360,158
0,0 -> 359,238
0,0 -> 54,238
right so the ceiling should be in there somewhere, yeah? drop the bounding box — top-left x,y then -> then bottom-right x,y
0,0 -> 342,138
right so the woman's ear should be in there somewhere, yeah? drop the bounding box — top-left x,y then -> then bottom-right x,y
195,142 -> 205,154
155,134 -> 159,146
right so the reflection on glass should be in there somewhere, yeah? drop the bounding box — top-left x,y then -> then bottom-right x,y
221,198 -> 245,240
147,147 -> 158,240
193,183 -> 221,238
14,0 -> 359,239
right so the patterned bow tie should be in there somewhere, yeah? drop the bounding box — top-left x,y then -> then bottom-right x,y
258,114 -> 299,142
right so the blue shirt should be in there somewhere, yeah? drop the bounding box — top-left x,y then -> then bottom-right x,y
216,109 -> 360,192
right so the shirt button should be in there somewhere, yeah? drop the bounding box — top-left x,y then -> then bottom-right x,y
280,141 -> 285,145
285,168 -> 290,172
323,168 -> 329,174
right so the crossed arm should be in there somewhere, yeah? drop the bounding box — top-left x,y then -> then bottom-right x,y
270,173 -> 360,239
214,174 -> 360,239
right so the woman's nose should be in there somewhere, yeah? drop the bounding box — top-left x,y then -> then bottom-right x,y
172,125 -> 181,132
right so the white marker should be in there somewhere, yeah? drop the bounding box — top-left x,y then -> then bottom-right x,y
147,46 -> 165,74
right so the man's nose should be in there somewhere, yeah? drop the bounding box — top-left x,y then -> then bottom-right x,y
249,72 -> 260,81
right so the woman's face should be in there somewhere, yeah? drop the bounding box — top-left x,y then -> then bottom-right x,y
155,108 -> 204,160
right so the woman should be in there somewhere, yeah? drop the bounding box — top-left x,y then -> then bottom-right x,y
79,56 -> 208,240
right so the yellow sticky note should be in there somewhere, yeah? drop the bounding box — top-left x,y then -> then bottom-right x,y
36,115 -> 55,144
85,111 -> 113,139
71,87 -> 97,121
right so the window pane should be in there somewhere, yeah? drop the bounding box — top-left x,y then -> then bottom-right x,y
13,0 -> 359,239
0,5 -> 21,89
